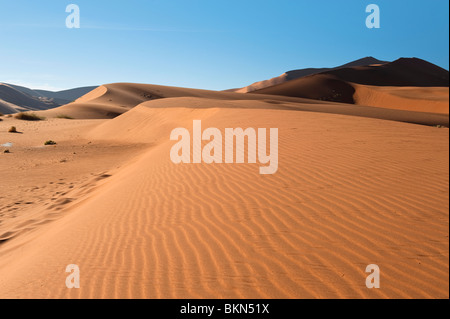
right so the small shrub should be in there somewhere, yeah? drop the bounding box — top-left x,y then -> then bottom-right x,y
44,140 -> 57,145
15,112 -> 45,121
8,126 -> 17,133
56,114 -> 74,120
0,112 -> 4,116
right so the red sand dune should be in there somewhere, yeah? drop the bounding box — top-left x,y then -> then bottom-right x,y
37,82 -> 449,126
0,58 -> 448,299
251,58 -> 449,114
0,91 -> 448,298
229,57 -> 388,93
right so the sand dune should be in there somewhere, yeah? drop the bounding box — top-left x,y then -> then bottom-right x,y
38,82 -> 338,119
0,83 -> 58,114
0,83 -> 97,115
0,90 -> 448,298
230,57 -> 387,93
353,85 -> 449,114
34,83 -> 449,126
252,58 -> 449,114
315,58 -> 449,87
251,75 -> 449,115
251,74 -> 358,104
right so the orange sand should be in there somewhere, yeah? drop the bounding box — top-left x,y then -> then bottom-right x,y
0,83 -> 448,299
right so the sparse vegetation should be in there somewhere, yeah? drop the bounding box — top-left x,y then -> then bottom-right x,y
0,112 -> 3,116
8,126 -> 17,133
15,112 -> 45,121
56,114 -> 74,119
44,140 -> 57,145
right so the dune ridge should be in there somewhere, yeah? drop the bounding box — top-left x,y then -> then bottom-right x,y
34,83 -> 449,127
251,58 -> 449,114
229,57 -> 388,93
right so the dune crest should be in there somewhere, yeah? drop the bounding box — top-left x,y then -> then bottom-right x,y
251,58 -> 449,114
230,57 -> 388,93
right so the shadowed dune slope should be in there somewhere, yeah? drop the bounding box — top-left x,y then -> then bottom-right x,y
228,57 -> 388,93
36,82 -> 448,126
250,74 -> 358,104
252,58 -> 449,113
37,82 -> 351,119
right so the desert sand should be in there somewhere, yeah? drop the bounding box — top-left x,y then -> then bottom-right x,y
0,80 -> 448,299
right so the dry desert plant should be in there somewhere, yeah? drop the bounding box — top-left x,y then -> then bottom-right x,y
15,112 -> 45,121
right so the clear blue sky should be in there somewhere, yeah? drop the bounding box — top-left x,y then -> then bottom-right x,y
0,0 -> 448,91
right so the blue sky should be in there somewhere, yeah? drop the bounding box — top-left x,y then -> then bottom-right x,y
0,0 -> 448,91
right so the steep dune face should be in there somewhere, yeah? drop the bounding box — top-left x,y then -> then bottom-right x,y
252,58 -> 449,113
38,82 -> 333,119
248,74 -> 357,103
39,84 -> 158,119
231,57 -> 388,93
0,97 -> 448,298
315,58 -> 448,87
33,86 -> 98,105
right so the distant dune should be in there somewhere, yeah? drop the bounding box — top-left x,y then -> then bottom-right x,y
35,82 -> 448,126
0,83 -> 98,114
0,91 -> 448,298
0,83 -> 59,114
251,58 -> 449,114
228,57 -> 388,93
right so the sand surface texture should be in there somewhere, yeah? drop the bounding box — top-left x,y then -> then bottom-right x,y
0,81 -> 448,298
